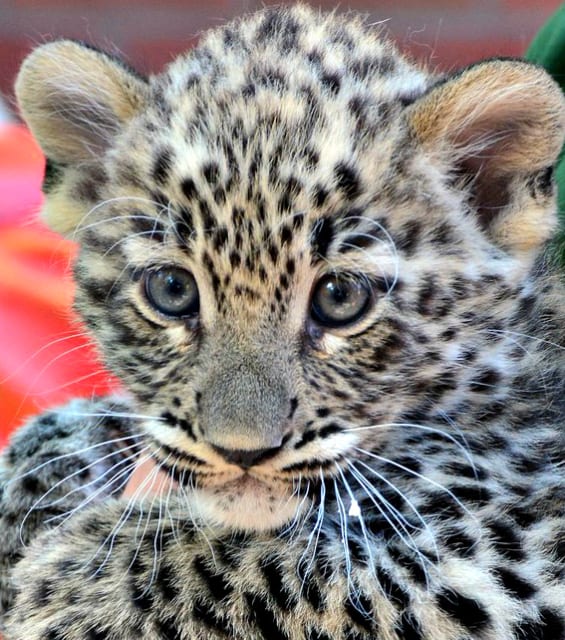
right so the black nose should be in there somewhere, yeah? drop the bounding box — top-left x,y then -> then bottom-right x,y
212,444 -> 281,469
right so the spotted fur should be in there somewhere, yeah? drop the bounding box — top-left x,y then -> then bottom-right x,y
1,5 -> 564,639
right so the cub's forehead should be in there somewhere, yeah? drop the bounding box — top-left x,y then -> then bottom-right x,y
159,6 -> 429,105
146,6 -> 429,148
113,8 -> 431,239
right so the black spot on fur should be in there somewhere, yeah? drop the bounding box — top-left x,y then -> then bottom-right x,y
449,483 -> 491,506
130,577 -> 154,612
487,520 -> 525,561
441,526 -> 477,558
440,327 -> 458,341
21,475 -> 40,494
393,456 -> 422,474
43,627 -> 67,640
334,163 -> 361,200
74,166 -> 107,202
155,616 -> 182,640
192,598 -> 228,633
258,9 -> 299,52
306,630 -> 333,640
285,258 -> 296,277
131,214 -> 166,242
318,422 -> 343,438
197,198 -> 214,230
445,462 -> 488,481
345,593 -> 375,632
267,243 -> 279,264
374,567 -> 410,608
288,397 -> 298,419
260,555 -> 298,611
416,277 -> 437,316
153,149 -> 173,185
245,592 -> 290,640
202,162 -> 220,186
86,627 -> 110,640
338,232 -> 378,252
493,566 -> 536,600
388,548 -> 428,586
256,68 -> 288,92
155,562 -> 181,602
436,589 -> 490,632
514,608 -> 564,640
320,71 -> 341,95
35,579 -> 54,607
296,564 -> 326,613
213,226 -> 229,252
422,491 -> 464,521
294,429 -> 317,449
280,224 -> 293,245
42,158 -> 65,194
348,95 -> 366,121
469,368 -> 500,392
193,556 -> 233,601
434,221 -> 455,245
310,217 -> 335,259
177,418 -> 195,440
312,185 -> 329,208
181,178 -> 197,200
395,611 -> 425,640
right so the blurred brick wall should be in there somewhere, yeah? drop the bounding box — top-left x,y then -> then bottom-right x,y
0,0 -> 562,116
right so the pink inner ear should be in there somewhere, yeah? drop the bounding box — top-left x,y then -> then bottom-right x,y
417,65 -> 561,246
410,60 -> 565,183
450,105 -> 531,176
449,115 -> 519,230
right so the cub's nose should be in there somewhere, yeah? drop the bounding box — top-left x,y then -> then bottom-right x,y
212,444 -> 282,469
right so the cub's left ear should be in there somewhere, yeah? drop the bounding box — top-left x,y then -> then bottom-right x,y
407,59 -> 565,253
15,40 -> 149,236
15,40 -> 149,164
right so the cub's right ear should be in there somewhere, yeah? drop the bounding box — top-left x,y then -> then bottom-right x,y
15,40 -> 149,165
406,59 -> 565,253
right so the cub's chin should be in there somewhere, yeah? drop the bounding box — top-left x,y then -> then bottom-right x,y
188,475 -> 309,532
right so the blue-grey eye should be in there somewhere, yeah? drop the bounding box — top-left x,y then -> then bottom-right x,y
311,274 -> 371,327
144,267 -> 199,317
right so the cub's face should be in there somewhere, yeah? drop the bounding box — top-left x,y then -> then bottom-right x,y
15,7 -> 565,530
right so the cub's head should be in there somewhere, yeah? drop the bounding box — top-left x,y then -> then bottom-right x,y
16,6 -> 565,531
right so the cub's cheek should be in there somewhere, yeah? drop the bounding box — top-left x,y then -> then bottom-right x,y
122,455 -> 178,499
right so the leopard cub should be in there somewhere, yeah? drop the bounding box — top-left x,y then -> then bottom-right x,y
1,5 -> 564,639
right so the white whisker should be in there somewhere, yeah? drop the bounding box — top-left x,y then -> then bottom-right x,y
45,450 -> 145,530
299,469 -> 325,587
40,441 -> 143,509
333,475 -> 353,589
354,446 -> 475,522
88,450 -> 163,577
337,465 -> 376,578
8,433 -> 144,486
350,458 -> 440,562
346,422 -> 475,468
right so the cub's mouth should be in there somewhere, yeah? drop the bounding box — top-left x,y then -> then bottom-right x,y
143,444 -> 309,532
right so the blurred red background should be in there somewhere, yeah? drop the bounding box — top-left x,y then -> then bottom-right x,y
0,125 -> 118,449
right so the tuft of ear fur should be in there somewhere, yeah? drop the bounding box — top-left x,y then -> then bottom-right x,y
407,59 -> 565,253
15,41 -> 149,235
16,40 -> 148,164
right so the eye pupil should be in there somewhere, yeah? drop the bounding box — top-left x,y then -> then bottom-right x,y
327,281 -> 348,304
311,274 -> 371,327
165,275 -> 185,297
144,267 -> 199,317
